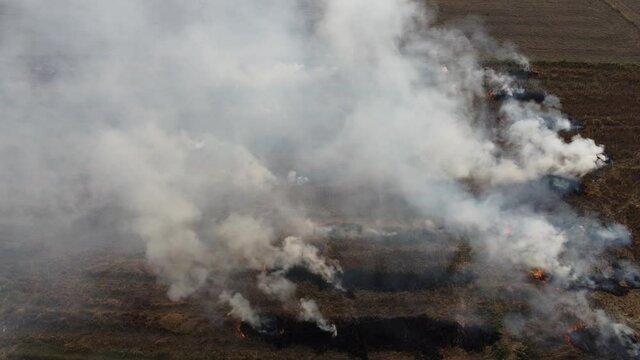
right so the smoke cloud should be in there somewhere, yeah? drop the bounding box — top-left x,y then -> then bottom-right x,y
1,0 -> 636,343
299,298 -> 338,337
219,291 -> 261,327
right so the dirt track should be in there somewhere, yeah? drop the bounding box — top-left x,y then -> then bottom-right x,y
604,0 -> 640,30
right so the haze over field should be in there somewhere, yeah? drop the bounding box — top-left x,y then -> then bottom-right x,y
1,0 -> 639,357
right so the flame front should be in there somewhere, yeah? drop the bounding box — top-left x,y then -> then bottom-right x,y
235,322 -> 246,339
529,268 -> 549,283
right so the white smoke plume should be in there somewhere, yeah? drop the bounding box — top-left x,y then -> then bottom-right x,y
299,298 -> 337,337
0,0 -> 635,342
219,291 -> 261,327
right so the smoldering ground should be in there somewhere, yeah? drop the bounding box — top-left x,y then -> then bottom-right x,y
0,0 -> 638,357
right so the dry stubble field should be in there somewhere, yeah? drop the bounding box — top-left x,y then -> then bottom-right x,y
436,0 -> 640,63
1,1 -> 640,359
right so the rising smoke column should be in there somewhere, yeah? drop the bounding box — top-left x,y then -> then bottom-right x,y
0,0 -> 635,343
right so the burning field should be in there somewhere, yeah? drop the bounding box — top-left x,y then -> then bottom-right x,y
1,1 -> 640,359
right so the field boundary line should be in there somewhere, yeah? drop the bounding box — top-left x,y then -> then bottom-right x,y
601,0 -> 640,31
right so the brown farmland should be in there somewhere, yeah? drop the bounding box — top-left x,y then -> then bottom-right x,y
436,0 -> 640,63
2,2 -> 640,360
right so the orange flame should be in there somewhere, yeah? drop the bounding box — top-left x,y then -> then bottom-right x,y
235,321 -> 246,339
529,268 -> 550,283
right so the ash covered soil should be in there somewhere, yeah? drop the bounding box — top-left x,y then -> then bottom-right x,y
0,63 -> 639,360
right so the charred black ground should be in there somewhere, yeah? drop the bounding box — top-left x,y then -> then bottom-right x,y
238,315 -> 499,360
567,325 -> 640,360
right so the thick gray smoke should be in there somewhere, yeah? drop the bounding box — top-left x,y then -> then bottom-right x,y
0,0 -> 634,341
219,291 -> 261,327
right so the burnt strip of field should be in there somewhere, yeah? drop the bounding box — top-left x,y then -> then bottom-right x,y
286,265 -> 474,293
238,315 -> 499,359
